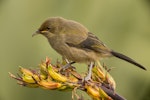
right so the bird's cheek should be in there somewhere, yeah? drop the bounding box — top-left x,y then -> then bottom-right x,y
41,31 -> 54,38
41,30 -> 49,34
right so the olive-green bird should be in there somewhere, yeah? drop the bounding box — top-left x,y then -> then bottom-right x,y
33,17 -> 146,81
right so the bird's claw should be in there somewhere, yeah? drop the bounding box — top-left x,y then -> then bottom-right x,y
81,75 -> 91,83
59,62 -> 76,72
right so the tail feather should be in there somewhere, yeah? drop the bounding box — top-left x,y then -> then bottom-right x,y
111,51 -> 146,70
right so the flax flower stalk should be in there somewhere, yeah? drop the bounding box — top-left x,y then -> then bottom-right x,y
9,57 -> 126,100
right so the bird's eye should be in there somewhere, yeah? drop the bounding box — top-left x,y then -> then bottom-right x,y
46,27 -> 51,30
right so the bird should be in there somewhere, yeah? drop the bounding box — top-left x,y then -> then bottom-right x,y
32,17 -> 146,81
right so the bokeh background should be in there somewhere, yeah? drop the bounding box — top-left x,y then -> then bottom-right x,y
0,0 -> 150,100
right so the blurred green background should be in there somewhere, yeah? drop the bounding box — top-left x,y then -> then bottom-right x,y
0,0 -> 150,100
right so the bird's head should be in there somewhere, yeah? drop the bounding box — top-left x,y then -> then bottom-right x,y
32,17 -> 66,38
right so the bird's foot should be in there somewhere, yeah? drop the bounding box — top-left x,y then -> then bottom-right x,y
84,75 -> 91,82
59,61 -> 75,72
83,62 -> 94,82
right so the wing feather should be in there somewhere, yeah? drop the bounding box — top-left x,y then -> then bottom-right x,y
66,32 -> 111,54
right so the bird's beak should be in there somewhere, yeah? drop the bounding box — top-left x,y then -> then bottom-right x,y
32,30 -> 40,37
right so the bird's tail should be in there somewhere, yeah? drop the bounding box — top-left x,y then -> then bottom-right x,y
111,51 -> 146,70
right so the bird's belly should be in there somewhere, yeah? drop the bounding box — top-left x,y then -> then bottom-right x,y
49,38 -> 101,63
55,46 -> 100,63
68,49 -> 100,63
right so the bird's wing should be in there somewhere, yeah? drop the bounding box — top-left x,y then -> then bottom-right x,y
62,21 -> 89,45
66,32 -> 111,54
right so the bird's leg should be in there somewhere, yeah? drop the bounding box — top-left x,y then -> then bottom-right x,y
59,60 -> 76,72
84,62 -> 94,81
63,61 -> 76,70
